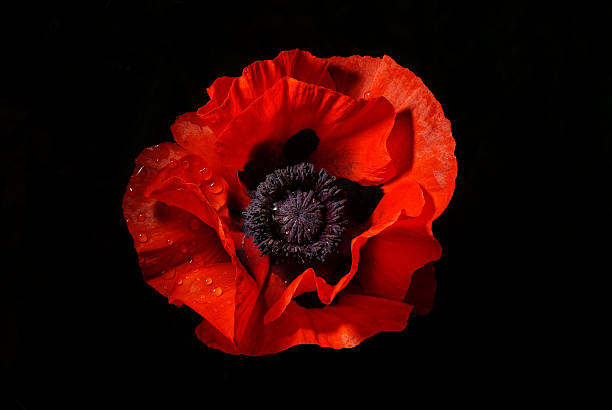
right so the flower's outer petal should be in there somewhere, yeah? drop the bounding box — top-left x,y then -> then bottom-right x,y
170,113 -> 253,211
123,143 -> 242,341
230,231 -> 270,344
314,177 -> 427,305
198,76 -> 235,116
356,221 -> 441,302
123,143 -> 230,287
196,49 -> 335,135
327,55 -> 382,100
165,262 -> 236,340
215,77 -> 396,193
354,178 -> 442,302
404,263 -> 437,316
139,151 -> 262,345
263,268 -> 317,324
201,293 -> 412,356
327,54 -> 457,219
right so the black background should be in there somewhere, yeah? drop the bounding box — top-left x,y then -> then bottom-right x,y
2,0 -> 604,407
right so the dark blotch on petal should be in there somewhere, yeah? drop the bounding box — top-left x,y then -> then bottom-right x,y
238,129 -> 320,191
238,141 -> 285,191
282,129 -> 319,165
334,178 -> 384,223
294,291 -> 336,309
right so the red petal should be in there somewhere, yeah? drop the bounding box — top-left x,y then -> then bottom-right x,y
404,263 -> 437,316
199,76 -> 235,115
316,176 -> 426,305
196,49 -> 335,135
170,113 -> 253,211
201,293 -> 412,356
327,55 -> 382,100
326,54 -> 457,219
124,144 -> 265,345
214,77 -> 396,190
263,268 -> 317,324
259,175 -> 427,322
164,262 -> 236,340
123,143 -> 230,285
356,221 -> 441,302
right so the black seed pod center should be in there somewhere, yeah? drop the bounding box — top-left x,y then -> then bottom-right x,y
274,190 -> 325,244
243,162 -> 347,263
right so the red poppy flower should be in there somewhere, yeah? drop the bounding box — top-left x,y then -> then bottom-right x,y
122,49 -> 456,355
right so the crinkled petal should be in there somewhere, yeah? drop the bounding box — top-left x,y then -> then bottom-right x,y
123,143 -> 230,287
327,55 -> 382,100
354,179 -> 442,302
214,77 -> 396,194
327,54 -> 457,219
196,49 -> 335,135
198,293 -> 412,356
128,147 -> 262,345
123,143 -> 243,341
316,176 -> 426,305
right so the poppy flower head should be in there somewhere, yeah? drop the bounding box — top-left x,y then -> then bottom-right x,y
123,49 -> 457,355
243,161 -> 348,264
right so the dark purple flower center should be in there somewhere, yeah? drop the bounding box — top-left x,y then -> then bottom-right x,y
243,162 -> 347,263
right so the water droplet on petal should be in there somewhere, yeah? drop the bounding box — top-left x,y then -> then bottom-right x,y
189,218 -> 201,231
199,167 -> 212,181
207,180 -> 223,194
199,295 -> 206,301
136,232 -> 148,243
161,269 -> 176,280
188,257 -> 193,264
204,278 -> 213,286
177,279 -> 183,286
364,91 -> 372,98
135,165 -> 147,179
166,239 -> 174,246
137,212 -> 146,222
128,186 -> 134,194
212,287 -> 223,296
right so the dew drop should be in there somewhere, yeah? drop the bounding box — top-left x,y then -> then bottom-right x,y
188,257 -> 193,264
204,278 -> 213,286
364,91 -> 372,98
137,212 -> 146,222
177,279 -> 183,286
212,287 -> 223,297
207,180 -> 223,194
166,239 -> 174,246
161,269 -> 176,280
199,295 -> 206,301
199,167 -> 212,181
128,186 -> 134,194
188,218 -> 201,231
135,165 -> 147,179
136,232 -> 148,243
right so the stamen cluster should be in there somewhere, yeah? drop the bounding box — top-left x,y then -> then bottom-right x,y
243,163 -> 347,263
